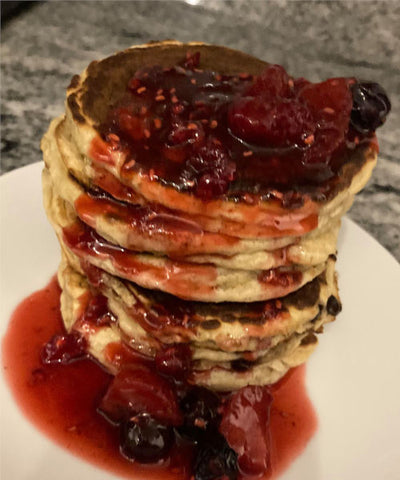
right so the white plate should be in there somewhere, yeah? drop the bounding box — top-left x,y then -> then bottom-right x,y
1,163 -> 400,480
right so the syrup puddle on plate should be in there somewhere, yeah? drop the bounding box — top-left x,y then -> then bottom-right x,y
1,275 -> 317,479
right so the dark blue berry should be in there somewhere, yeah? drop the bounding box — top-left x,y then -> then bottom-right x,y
180,387 -> 220,432
351,81 -> 391,133
194,431 -> 238,480
120,413 -> 173,463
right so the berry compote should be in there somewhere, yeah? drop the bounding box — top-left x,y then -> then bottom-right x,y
3,276 -> 317,480
93,52 -> 389,203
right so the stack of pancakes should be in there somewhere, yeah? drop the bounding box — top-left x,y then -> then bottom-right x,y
41,41 -> 377,391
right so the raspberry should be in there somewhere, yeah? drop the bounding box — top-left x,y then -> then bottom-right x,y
181,139 -> 236,199
298,77 -> 352,131
247,64 -> 292,99
163,121 -> 205,164
114,107 -> 150,141
298,78 -> 353,163
230,71 -> 356,167
229,96 -> 315,147
196,173 -> 229,198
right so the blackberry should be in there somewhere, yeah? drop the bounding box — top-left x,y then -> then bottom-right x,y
351,81 -> 391,133
193,431 -> 238,480
120,413 -> 173,463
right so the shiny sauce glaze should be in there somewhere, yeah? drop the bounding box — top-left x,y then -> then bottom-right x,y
74,182 -> 318,241
2,276 -> 317,479
89,53 -> 376,205
62,221 -> 304,300
81,261 -> 291,350
62,221 -> 216,300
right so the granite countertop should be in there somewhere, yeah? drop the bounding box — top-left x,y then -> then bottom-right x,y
1,0 -> 399,261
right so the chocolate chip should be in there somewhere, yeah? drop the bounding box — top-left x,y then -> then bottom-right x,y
200,319 -> 221,330
231,358 -> 254,372
300,333 -> 317,346
327,295 -> 342,316
284,276 -> 320,309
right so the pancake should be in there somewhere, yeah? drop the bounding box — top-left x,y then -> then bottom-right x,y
192,331 -> 319,391
57,252 -> 338,391
60,247 -> 338,351
43,168 -> 327,302
62,40 -> 377,239
43,116 -> 345,260
39,40 -> 390,479
41,41 -> 383,392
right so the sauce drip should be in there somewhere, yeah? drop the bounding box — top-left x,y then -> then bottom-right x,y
2,276 -> 317,479
91,56 -> 373,203
62,221 -> 305,302
62,222 -> 216,300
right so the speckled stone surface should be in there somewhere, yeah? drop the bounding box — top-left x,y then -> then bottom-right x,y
1,0 -> 399,260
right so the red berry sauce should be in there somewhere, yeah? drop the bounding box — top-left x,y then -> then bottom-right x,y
1,277 -> 191,480
92,54 -> 375,203
2,276 -> 317,480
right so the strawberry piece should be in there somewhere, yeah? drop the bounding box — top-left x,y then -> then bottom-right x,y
220,385 -> 273,476
99,364 -> 183,426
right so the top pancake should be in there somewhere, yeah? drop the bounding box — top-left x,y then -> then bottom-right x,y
64,40 -> 377,238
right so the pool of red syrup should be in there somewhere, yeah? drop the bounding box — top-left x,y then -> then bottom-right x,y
1,276 -> 317,480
